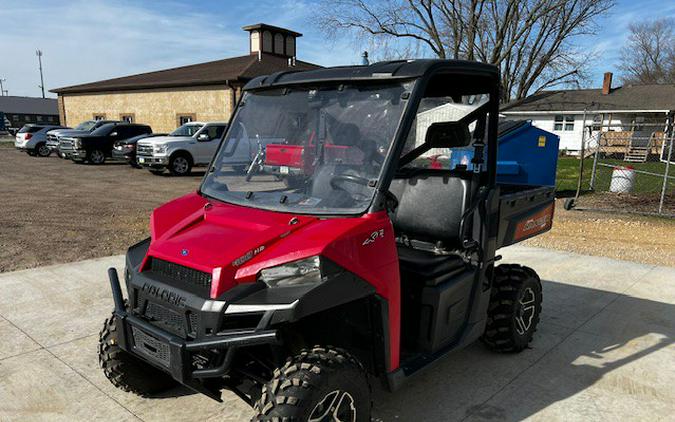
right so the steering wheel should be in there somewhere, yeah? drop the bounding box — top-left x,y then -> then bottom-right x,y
330,174 -> 372,201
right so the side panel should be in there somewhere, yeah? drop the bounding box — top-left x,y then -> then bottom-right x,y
498,187 -> 555,248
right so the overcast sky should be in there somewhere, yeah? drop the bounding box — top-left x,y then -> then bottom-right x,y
1,0 -> 673,98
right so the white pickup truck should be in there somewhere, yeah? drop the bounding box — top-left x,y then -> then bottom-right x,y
135,122 -> 231,176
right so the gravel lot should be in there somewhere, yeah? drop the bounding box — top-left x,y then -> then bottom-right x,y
1,146 -> 674,272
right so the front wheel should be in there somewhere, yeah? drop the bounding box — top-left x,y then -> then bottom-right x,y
253,346 -> 371,421
87,149 -> 106,164
482,264 -> 542,352
169,154 -> 192,176
99,313 -> 177,395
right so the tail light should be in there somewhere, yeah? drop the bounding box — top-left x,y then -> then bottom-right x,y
25,133 -> 33,140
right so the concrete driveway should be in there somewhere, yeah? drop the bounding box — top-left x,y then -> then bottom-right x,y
0,245 -> 673,421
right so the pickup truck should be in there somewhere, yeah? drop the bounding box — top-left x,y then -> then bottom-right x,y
59,122 -> 152,164
135,122 -> 228,176
47,120 -> 121,158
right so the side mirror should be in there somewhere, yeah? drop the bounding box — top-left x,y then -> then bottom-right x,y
425,121 -> 471,149
197,133 -> 210,141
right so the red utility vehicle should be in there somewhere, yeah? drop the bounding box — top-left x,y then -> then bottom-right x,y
100,60 -> 554,421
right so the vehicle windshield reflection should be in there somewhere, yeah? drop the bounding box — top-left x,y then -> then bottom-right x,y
201,82 -> 412,215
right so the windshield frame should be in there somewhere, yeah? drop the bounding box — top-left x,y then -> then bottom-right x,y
198,79 -> 418,217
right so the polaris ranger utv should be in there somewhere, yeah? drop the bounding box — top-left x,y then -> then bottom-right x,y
100,60 -> 555,421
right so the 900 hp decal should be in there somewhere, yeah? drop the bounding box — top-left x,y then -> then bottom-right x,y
363,229 -> 385,246
232,245 -> 266,267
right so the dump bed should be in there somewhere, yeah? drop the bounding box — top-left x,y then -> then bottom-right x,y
497,184 -> 555,248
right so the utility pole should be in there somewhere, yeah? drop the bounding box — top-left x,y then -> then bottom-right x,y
36,49 -> 45,98
0,78 -> 6,96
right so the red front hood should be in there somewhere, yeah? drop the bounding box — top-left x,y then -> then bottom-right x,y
146,192 -> 366,298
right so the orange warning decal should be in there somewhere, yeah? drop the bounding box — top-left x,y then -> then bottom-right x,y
514,202 -> 555,241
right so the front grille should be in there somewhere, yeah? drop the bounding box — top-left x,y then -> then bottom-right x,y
145,301 -> 186,336
59,138 -> 75,152
151,259 -> 212,289
137,144 -> 153,156
131,327 -> 171,367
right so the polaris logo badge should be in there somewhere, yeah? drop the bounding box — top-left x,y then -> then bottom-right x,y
141,283 -> 187,308
181,249 -> 189,256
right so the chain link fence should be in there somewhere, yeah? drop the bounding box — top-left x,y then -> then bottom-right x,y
570,123 -> 674,217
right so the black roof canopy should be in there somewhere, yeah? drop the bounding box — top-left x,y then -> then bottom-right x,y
244,59 -> 499,91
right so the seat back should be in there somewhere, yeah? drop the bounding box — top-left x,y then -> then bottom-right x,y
389,170 -> 472,246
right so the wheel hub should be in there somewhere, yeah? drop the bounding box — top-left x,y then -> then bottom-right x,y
309,390 -> 357,422
515,287 -> 536,336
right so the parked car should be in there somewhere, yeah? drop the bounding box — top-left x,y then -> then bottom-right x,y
14,124 -> 67,157
60,123 -> 152,164
112,133 -> 167,167
135,122 -> 228,176
47,120 -> 121,158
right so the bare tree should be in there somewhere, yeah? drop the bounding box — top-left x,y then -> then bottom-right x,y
619,18 -> 675,85
315,0 -> 614,102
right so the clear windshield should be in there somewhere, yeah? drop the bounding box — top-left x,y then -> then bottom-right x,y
201,82 -> 412,215
170,124 -> 203,137
75,121 -> 96,131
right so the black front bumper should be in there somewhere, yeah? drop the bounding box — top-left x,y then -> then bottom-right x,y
107,268 -> 279,400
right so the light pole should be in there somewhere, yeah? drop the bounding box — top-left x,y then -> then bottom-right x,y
0,78 -> 6,96
36,50 -> 45,98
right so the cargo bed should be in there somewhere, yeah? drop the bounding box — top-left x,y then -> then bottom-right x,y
497,184 -> 555,248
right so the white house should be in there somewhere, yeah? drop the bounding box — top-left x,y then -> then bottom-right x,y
501,73 -> 675,154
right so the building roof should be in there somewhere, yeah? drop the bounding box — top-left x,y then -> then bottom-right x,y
0,96 -> 58,115
242,23 -> 303,37
51,54 -> 320,95
502,84 -> 675,113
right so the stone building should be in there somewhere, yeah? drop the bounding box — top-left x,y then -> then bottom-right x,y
51,24 -> 319,133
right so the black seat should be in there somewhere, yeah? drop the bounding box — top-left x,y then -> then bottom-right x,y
389,170 -> 474,285
389,170 -> 472,246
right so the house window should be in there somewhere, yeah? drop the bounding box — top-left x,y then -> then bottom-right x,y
554,115 -> 575,131
120,113 -> 134,123
93,114 -> 106,120
177,113 -> 196,126
564,115 -> 574,131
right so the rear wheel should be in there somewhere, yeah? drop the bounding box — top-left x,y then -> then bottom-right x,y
169,153 -> 192,176
252,346 -> 371,421
99,313 -> 177,395
482,264 -> 542,352
87,149 -> 106,165
36,142 -> 51,157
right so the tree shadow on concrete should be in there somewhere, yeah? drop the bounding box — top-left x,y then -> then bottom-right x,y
371,279 -> 674,421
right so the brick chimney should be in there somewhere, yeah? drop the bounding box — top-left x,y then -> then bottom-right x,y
602,72 -> 613,95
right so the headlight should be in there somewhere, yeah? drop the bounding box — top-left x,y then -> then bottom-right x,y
154,144 -> 167,154
73,138 -> 82,149
258,256 -> 322,288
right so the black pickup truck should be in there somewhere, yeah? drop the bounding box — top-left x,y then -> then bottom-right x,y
60,123 -> 152,164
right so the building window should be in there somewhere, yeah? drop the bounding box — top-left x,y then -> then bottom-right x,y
120,113 -> 134,123
177,113 -> 196,126
37,115 -> 43,122
564,115 -> 574,131
262,30 -> 272,53
93,114 -> 106,120
554,115 -> 575,131
48,116 -> 54,122
12,115 -> 18,122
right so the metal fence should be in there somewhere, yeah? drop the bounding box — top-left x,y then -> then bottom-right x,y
570,123 -> 674,217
